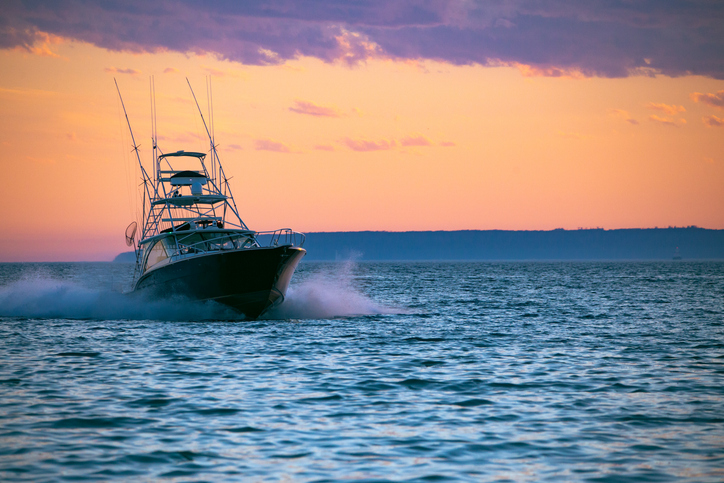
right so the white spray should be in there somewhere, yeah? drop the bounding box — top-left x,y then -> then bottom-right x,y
264,260 -> 403,320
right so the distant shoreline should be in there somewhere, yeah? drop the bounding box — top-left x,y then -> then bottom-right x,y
113,227 -> 724,262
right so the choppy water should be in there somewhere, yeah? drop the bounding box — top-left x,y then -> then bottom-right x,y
0,261 -> 723,482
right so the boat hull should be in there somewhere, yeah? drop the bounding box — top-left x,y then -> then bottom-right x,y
134,245 -> 306,319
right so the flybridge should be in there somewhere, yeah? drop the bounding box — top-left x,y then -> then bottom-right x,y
115,78 -> 248,242
144,147 -> 246,237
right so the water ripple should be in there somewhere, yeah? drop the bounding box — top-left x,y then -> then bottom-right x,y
0,261 -> 723,482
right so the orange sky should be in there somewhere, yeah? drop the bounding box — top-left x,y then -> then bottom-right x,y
1,36 -> 723,261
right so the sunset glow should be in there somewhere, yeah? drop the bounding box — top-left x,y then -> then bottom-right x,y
1,1 -> 723,261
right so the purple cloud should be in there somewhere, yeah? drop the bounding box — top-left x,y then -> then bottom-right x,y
608,108 -> 639,125
2,1 -> 724,78
104,67 -> 140,75
343,138 -> 395,152
703,115 -> 723,127
400,135 -> 431,147
254,139 -> 290,152
289,100 -> 341,117
691,90 -> 724,109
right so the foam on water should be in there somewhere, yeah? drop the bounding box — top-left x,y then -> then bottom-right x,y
0,275 -> 244,321
266,261 -> 403,319
0,261 -> 400,321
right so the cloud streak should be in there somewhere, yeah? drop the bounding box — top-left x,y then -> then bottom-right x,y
341,135 -> 441,152
343,138 -> 395,152
400,136 -> 432,147
104,67 -> 140,75
254,138 -> 291,153
690,90 -> 724,109
1,1 -> 723,78
608,108 -> 639,125
646,103 -> 685,115
703,115 -> 723,127
289,100 -> 342,117
648,115 -> 685,128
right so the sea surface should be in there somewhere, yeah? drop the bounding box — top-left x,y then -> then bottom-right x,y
0,261 -> 722,482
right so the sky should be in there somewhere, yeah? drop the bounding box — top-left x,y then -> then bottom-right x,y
1,0 -> 724,261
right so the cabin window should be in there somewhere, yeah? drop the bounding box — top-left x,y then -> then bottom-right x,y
144,240 -> 170,270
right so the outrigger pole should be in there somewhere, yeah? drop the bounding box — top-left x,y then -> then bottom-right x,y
186,77 -> 247,230
114,78 -> 155,273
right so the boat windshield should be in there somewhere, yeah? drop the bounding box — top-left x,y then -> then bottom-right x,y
143,232 -> 255,272
175,231 -> 254,255
144,237 -> 177,271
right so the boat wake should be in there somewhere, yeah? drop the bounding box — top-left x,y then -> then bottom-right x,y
0,263 -> 405,321
264,262 -> 405,320
0,276 -> 244,321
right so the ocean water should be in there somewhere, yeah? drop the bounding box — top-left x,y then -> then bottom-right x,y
0,260 -> 723,482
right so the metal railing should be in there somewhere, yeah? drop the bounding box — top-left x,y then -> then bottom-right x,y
142,229 -> 306,273
172,229 -> 304,258
175,233 -> 252,256
255,229 -> 306,248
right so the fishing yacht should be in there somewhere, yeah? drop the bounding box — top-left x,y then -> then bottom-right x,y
118,79 -> 305,319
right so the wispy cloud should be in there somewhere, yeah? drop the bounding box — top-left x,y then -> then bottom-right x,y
104,67 -> 140,75
289,100 -> 342,117
13,30 -> 64,58
513,63 -> 586,79
649,115 -> 686,127
163,67 -> 179,74
314,144 -> 335,151
333,29 -> 385,66
608,108 -> 639,125
343,138 -> 396,152
439,141 -> 456,147
254,139 -> 290,153
690,90 -> 724,109
703,115 -> 724,127
400,136 -> 432,147
226,143 -> 243,151
646,102 -> 686,115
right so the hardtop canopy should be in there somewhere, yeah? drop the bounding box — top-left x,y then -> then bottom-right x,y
159,150 -> 206,159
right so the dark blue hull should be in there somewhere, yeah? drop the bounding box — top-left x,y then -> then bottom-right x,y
134,246 -> 305,319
